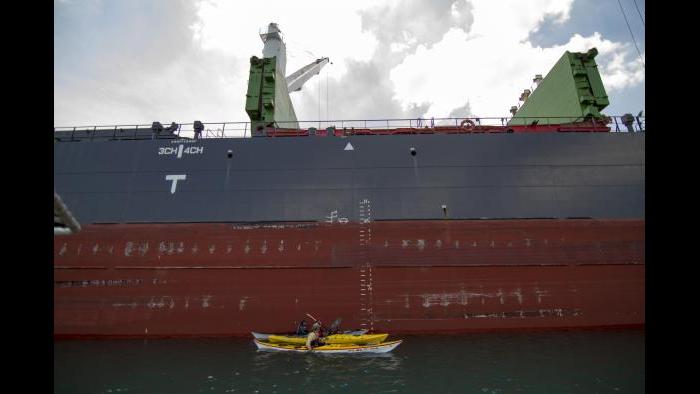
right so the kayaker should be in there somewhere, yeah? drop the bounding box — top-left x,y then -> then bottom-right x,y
328,318 -> 342,334
306,323 -> 324,350
295,320 -> 308,336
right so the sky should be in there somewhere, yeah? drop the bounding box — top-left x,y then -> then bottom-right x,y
54,0 -> 645,129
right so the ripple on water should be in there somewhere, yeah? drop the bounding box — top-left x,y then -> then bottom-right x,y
55,330 -> 643,393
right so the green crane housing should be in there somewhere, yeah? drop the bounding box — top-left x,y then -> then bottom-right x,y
509,48 -> 609,126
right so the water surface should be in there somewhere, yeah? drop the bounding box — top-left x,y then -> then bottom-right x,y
54,329 -> 644,393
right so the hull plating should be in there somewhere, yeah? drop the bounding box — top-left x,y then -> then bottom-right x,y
54,219 -> 644,337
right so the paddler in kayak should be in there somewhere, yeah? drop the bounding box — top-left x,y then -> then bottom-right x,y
295,319 -> 308,336
328,318 -> 342,335
306,321 -> 325,350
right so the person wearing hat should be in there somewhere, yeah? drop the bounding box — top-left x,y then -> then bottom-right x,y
306,322 -> 324,350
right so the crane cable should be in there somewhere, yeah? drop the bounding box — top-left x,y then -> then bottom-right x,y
632,0 -> 645,27
617,0 -> 645,69
318,67 -> 321,128
326,66 -> 330,124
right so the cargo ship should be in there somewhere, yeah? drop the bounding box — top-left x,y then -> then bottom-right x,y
53,23 -> 644,338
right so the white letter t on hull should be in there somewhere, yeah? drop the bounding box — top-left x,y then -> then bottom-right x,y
165,174 -> 187,194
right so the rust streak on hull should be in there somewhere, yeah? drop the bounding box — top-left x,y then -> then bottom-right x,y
54,219 -> 644,337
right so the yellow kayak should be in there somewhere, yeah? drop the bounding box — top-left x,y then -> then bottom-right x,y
255,339 -> 402,354
266,333 -> 389,345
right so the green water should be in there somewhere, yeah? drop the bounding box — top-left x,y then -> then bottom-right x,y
54,329 -> 644,393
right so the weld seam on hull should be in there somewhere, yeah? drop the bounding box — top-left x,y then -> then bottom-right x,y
360,262 -> 641,268
54,262 -> 644,270
110,265 -> 355,270
53,324 -> 646,340
82,217 -> 645,225
54,266 -> 110,270
55,163 -> 642,174
55,182 -> 644,195
574,262 -> 643,266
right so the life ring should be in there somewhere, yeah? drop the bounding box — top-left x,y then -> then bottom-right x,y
460,119 -> 476,131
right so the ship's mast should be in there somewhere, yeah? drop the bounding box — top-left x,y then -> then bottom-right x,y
245,23 -> 329,136
260,23 -> 287,77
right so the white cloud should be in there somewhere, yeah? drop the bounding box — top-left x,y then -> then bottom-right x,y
390,1 -> 644,118
54,49 -> 242,126
54,0 -> 380,126
359,0 -> 474,50
54,0 -> 644,127
468,0 -> 573,42
563,33 -> 644,91
191,0 -> 378,79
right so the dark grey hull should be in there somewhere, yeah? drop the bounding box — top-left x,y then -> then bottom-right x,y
54,133 -> 645,224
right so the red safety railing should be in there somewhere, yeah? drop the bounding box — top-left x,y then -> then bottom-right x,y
53,115 -> 645,141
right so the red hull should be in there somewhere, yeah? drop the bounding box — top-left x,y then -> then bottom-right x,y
54,219 -> 644,337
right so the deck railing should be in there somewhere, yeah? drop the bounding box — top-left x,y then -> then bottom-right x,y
53,115 -> 645,141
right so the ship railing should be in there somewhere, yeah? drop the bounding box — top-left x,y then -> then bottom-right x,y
53,115 -> 645,141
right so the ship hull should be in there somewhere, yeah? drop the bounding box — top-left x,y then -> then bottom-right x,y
54,219 -> 644,338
